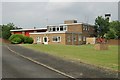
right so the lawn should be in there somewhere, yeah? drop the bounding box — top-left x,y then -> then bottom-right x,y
21,44 -> 118,71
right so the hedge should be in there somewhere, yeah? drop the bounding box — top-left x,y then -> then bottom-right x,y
11,37 -> 22,44
9,34 -> 24,42
9,34 -> 34,44
24,36 -> 33,44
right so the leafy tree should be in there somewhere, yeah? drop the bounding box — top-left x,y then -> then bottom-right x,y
109,21 -> 120,39
104,29 -> 117,39
1,23 -> 22,39
95,16 -> 110,38
0,25 -> 2,38
95,16 -> 120,39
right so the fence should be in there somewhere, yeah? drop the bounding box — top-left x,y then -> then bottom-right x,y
107,39 -> 120,45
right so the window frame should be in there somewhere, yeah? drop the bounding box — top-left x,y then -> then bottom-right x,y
78,35 -> 82,41
52,36 -> 61,42
73,35 -> 77,42
36,37 -> 41,43
67,36 -> 71,42
83,36 -> 86,41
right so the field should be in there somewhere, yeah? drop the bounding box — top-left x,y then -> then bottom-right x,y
21,44 -> 118,71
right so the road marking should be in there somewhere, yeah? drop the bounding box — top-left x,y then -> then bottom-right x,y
6,45 -> 78,80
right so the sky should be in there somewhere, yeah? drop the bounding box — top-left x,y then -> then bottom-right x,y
1,1 -> 119,29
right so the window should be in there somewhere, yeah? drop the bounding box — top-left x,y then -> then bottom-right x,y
50,27 -> 52,32
88,27 -> 90,31
83,36 -> 86,41
83,25 -> 88,31
67,36 -> 71,42
73,35 -> 77,42
53,27 -> 56,31
36,37 -> 41,42
83,25 -> 85,30
57,27 -> 59,31
48,25 -> 67,32
86,26 -> 88,30
60,26 -> 63,31
63,25 -> 67,31
78,35 -> 82,41
52,36 -> 61,42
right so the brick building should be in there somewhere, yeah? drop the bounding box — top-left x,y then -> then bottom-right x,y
30,20 -> 95,45
10,28 -> 47,37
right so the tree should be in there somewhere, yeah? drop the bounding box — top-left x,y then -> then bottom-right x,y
1,23 -> 22,39
95,16 -> 110,38
0,25 -> 2,38
104,29 -> 117,39
108,21 -> 120,39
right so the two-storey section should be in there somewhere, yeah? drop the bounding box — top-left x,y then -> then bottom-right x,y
30,20 -> 95,45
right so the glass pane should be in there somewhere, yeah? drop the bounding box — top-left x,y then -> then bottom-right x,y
44,38 -> 47,42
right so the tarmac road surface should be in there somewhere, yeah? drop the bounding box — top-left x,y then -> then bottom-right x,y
2,45 -> 67,78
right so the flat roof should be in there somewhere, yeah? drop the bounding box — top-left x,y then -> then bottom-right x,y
47,23 -> 94,26
59,23 -> 82,26
30,31 -> 82,34
10,28 -> 47,32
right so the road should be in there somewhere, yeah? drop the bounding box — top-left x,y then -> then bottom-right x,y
2,45 -> 67,78
2,44 -> 118,79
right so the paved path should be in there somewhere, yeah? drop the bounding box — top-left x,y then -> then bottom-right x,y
2,45 -> 67,78
5,44 -> 118,78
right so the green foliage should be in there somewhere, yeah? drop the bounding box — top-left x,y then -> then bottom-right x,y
11,37 -> 22,44
105,30 -> 117,39
9,34 -> 24,42
95,16 -> 120,39
95,16 -> 110,38
9,34 -> 33,44
24,36 -> 33,44
109,21 -> 120,39
0,25 -> 2,38
1,23 -> 22,39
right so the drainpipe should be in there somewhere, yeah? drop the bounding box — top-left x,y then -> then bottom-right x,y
72,33 -> 74,45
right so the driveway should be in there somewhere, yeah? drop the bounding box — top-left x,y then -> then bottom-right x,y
2,45 -> 67,78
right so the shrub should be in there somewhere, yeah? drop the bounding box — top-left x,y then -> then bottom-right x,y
24,36 -> 33,44
105,30 -> 117,40
9,34 -> 33,44
9,34 -> 24,42
11,37 -> 22,44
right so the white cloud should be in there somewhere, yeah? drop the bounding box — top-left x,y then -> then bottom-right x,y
1,0 -> 119,2
2,2 -> 118,28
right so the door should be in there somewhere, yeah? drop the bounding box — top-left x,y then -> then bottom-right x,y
43,37 -> 48,44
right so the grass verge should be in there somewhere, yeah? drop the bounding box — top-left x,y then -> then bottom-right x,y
21,44 -> 118,71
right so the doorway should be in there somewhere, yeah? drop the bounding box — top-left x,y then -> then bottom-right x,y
43,37 -> 48,44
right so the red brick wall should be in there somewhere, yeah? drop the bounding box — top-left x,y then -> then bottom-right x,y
14,32 -> 22,34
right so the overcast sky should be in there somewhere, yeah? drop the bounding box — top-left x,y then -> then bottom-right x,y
2,2 -> 118,28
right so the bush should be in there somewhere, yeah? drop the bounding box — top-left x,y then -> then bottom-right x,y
9,34 -> 33,44
105,30 -> 117,40
24,36 -> 33,44
11,37 -> 22,44
9,34 -> 24,42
